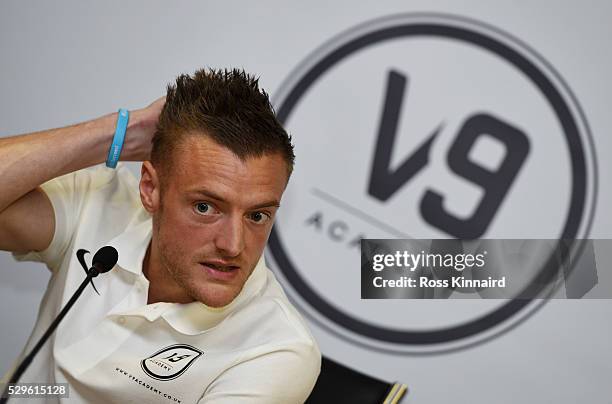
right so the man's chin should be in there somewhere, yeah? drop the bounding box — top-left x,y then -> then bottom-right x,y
198,297 -> 235,309
190,286 -> 241,309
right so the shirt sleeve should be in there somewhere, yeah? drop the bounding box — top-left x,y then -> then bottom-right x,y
11,166 -> 100,273
198,342 -> 321,404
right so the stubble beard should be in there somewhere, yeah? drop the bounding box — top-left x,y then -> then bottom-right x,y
158,234 -> 247,308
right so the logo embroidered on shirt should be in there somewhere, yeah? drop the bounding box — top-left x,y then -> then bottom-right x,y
141,344 -> 203,381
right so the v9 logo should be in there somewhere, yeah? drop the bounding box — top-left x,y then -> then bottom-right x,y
369,70 -> 531,238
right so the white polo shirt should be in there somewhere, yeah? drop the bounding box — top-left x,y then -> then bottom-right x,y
3,164 -> 320,403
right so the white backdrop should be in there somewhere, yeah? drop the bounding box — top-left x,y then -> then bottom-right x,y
1,1 -> 611,403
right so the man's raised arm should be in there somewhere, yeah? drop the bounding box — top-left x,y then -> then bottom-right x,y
0,97 -> 164,254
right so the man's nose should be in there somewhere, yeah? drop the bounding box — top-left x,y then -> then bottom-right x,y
214,215 -> 245,258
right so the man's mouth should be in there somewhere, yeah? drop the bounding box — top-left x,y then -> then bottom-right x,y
200,262 -> 240,273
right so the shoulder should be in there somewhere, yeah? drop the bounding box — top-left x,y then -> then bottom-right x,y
201,283 -> 322,403
12,163 -> 144,269
216,267 -> 321,373
40,162 -> 141,207
41,164 -> 145,265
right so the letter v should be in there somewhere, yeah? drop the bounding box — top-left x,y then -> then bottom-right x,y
368,70 -> 442,201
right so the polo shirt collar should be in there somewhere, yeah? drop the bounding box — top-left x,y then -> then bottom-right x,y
105,214 -> 268,335
106,214 -> 152,276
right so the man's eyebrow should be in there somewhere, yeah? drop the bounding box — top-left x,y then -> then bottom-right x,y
249,200 -> 281,210
187,189 -> 280,210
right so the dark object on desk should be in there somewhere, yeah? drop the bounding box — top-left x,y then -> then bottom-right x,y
306,356 -> 408,403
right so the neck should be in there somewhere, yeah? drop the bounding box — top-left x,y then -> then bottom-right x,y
142,240 -> 195,305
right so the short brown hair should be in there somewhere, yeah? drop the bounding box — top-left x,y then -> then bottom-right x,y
151,68 -> 294,179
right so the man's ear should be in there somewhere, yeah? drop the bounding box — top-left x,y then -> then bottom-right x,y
140,161 -> 162,213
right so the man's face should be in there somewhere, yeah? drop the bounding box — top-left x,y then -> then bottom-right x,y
144,135 -> 288,307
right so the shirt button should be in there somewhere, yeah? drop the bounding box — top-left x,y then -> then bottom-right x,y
118,316 -> 126,324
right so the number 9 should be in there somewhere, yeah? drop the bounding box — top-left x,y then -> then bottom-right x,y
421,113 -> 530,238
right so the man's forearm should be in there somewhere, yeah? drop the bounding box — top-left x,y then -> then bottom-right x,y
0,112 -> 137,213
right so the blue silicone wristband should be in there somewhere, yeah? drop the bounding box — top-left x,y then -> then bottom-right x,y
105,108 -> 129,168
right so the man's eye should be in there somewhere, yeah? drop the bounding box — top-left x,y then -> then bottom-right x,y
249,212 -> 271,224
194,202 -> 213,215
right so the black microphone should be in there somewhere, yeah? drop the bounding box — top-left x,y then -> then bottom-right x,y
0,246 -> 118,403
91,246 -> 118,274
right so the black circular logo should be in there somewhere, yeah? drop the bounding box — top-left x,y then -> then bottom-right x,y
268,13 -> 597,353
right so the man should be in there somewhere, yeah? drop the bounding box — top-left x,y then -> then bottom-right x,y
0,68 -> 321,403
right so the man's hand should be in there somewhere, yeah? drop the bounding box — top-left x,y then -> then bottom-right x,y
123,96 -> 166,161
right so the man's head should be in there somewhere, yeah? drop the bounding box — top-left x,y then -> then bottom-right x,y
151,68 -> 294,180
139,68 -> 294,308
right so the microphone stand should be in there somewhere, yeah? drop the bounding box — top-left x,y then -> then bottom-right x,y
0,265 -> 105,403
